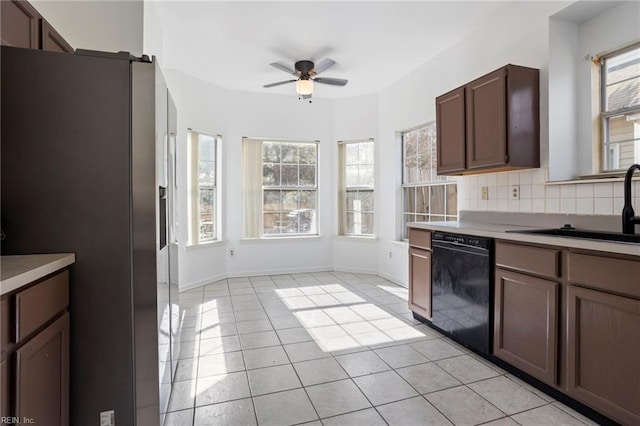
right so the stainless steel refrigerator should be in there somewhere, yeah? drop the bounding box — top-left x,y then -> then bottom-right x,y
1,46 -> 180,425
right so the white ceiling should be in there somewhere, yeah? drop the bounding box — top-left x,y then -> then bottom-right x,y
152,1 -> 513,99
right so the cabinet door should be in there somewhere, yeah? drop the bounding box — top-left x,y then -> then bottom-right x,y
1,358 -> 9,417
466,68 -> 507,170
15,313 -> 69,426
494,268 -> 558,385
436,87 -> 466,174
409,247 -> 431,320
0,0 -> 40,49
567,286 -> 640,425
41,19 -> 73,53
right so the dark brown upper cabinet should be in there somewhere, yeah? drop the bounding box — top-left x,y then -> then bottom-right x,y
436,64 -> 539,175
1,0 -> 72,53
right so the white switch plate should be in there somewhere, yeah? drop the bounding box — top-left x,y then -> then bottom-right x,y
510,185 -> 520,200
100,410 -> 115,426
481,186 -> 489,200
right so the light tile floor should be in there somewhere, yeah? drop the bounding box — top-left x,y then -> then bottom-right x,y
163,272 -> 600,426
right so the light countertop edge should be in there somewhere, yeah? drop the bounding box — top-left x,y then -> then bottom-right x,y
408,222 -> 640,257
1,253 -> 76,296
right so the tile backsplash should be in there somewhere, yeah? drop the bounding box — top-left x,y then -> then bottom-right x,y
458,168 -> 640,216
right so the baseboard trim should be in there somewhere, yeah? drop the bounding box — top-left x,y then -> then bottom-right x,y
179,272 -> 227,292
379,271 -> 407,288
332,266 -> 379,275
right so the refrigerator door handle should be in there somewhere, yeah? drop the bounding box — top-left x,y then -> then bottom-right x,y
159,186 -> 167,250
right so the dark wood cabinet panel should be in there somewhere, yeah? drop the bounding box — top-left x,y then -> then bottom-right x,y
1,358 -> 9,417
494,268 -> 559,385
495,241 -> 560,280
0,0 -> 40,49
567,285 -> 640,425
435,64 -> 539,175
1,297 -> 10,356
41,19 -> 73,53
436,87 -> 466,174
409,246 -> 431,320
15,313 -> 69,426
407,228 -> 431,250
466,68 -> 507,170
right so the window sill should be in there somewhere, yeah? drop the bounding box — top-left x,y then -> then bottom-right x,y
240,235 -> 324,243
335,235 -> 378,242
185,240 -> 225,251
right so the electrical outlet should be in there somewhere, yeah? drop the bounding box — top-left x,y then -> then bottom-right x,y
100,410 -> 115,426
388,251 -> 393,259
510,185 -> 520,200
481,186 -> 489,200
229,249 -> 235,257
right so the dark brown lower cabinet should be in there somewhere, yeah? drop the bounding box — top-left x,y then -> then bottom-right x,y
408,247 -> 431,320
567,285 -> 640,425
494,268 -> 558,385
1,358 -> 8,417
16,313 -> 69,426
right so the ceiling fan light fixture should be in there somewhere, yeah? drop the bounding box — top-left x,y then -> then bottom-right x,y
296,79 -> 313,96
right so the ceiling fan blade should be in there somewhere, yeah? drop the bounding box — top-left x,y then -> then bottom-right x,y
263,79 -> 297,88
314,77 -> 348,86
313,58 -> 336,74
270,62 -> 296,75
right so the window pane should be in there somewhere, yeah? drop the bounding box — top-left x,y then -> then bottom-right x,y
299,144 -> 316,164
429,215 -> 446,222
287,209 -> 316,234
430,185 -> 445,215
359,165 -> 374,186
199,188 -> 215,241
345,165 -> 359,186
404,187 -> 415,213
263,213 -> 283,234
346,190 -> 373,212
361,213 -> 374,235
281,143 -> 298,163
198,160 -> 215,186
604,46 -> 640,111
604,114 -> 640,171
346,190 -> 358,211
416,187 -> 428,214
446,184 -> 458,215
359,190 -> 374,211
415,214 -> 428,222
263,190 -> 281,211
299,165 -> 316,187
346,144 -> 359,165
263,163 -> 280,185
282,190 -> 298,211
298,190 -> 316,210
281,165 -> 298,186
359,142 -> 374,164
263,141 -> 280,162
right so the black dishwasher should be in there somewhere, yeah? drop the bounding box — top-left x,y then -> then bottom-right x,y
431,232 -> 493,356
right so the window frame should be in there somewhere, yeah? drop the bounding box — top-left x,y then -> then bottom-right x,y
400,121 -> 457,240
249,138 -> 319,238
188,130 -> 221,245
599,42 -> 640,173
338,139 -> 375,237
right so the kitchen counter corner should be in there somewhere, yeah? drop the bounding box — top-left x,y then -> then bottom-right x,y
1,253 -> 75,296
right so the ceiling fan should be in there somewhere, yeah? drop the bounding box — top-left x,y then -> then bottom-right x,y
263,58 -> 348,101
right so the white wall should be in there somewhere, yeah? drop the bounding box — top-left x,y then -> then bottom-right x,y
32,0 -> 144,55
165,71 -> 335,288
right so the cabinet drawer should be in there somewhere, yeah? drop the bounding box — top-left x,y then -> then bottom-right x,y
408,228 -> 431,250
567,252 -> 640,298
16,270 -> 69,342
496,241 -> 560,279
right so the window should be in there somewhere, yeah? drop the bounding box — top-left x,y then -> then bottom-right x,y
600,43 -> 640,172
401,122 -> 457,239
338,140 -> 374,236
188,130 -> 220,244
243,138 -> 318,237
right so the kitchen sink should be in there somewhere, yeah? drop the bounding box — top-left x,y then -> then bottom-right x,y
507,227 -> 640,244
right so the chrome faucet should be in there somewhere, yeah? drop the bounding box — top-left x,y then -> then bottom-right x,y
622,164 -> 640,234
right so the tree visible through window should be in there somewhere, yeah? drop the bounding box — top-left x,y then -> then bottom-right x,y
402,122 -> 457,239
601,43 -> 640,172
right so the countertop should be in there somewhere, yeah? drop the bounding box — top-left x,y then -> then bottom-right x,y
1,253 -> 75,296
408,221 -> 640,256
